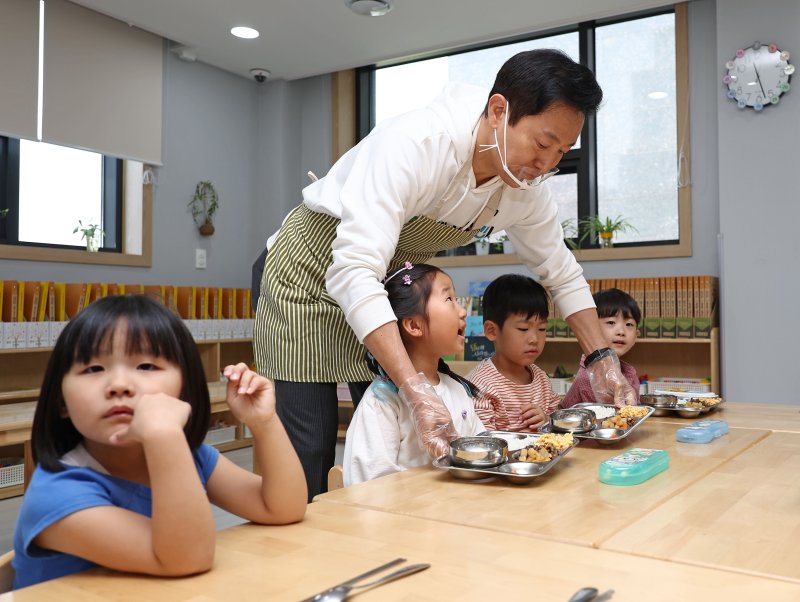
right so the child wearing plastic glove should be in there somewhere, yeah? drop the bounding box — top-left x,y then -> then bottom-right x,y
343,263 -> 485,485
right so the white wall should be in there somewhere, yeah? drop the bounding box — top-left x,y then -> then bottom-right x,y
716,0 -> 800,403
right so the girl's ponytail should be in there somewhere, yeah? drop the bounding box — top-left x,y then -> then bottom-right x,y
437,358 -> 480,398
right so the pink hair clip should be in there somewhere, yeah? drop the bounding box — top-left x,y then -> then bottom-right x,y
384,261 -> 415,284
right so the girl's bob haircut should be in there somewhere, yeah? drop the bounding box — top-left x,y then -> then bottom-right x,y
31,295 -> 211,472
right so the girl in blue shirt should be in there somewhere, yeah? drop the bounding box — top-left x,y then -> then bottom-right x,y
13,295 -> 307,589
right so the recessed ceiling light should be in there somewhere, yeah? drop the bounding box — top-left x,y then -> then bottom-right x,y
345,0 -> 392,17
231,26 -> 259,39
647,91 -> 668,100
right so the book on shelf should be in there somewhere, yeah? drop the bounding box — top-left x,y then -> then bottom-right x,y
643,277 -> 661,338
660,277 -> 676,338
2,280 -> 22,322
176,286 -> 196,320
143,284 -> 164,303
64,283 -> 89,320
123,284 -> 144,295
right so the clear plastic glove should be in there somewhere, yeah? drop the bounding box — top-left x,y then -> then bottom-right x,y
398,373 -> 459,458
586,350 -> 638,408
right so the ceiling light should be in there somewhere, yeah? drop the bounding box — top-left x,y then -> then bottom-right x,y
231,26 -> 259,39
647,91 -> 668,100
345,0 -> 392,17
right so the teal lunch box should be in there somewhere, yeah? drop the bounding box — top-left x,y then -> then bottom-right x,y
598,448 -> 669,486
676,420 -> 729,444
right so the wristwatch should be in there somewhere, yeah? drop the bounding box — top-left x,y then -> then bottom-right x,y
585,347 -> 615,368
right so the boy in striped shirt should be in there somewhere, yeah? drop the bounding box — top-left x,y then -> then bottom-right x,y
467,274 -> 560,432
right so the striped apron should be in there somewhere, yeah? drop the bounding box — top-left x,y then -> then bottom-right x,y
254,163 -> 503,383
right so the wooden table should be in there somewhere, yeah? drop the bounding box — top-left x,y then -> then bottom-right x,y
318,421 -> 769,547
603,430 -> 800,582
652,401 -> 800,433
4,500 -> 800,601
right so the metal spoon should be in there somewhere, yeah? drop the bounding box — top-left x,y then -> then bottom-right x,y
568,587 -> 599,602
568,587 -> 614,602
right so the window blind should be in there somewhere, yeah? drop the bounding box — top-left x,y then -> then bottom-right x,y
0,0 -> 40,141
42,0 -> 163,164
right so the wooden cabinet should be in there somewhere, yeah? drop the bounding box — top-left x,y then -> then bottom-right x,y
0,339 -> 254,499
448,328 -> 721,395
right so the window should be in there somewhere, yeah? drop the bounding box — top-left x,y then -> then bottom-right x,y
358,7 -> 691,260
0,137 -> 122,251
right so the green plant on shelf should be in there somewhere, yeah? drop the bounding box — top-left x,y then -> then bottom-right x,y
578,215 -> 637,248
73,220 -> 105,252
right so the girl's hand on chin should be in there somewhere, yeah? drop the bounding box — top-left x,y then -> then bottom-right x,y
222,363 -> 277,430
109,393 -> 191,445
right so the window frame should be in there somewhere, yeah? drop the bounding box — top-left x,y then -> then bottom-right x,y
349,4 -> 691,266
0,146 -> 152,267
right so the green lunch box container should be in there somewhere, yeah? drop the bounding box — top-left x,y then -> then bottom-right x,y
598,448 -> 669,486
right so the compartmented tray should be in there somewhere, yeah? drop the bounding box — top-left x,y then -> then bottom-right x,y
432,432 -> 578,484
640,392 -> 725,418
539,403 -> 655,444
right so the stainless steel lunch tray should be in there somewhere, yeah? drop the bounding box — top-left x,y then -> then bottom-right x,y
640,394 -> 725,418
538,403 -> 655,443
432,431 -> 578,484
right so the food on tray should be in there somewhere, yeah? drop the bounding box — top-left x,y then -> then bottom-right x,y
587,406 -> 616,419
536,432 -> 574,450
696,396 -> 722,407
618,406 -> 649,418
516,433 -> 573,463
601,415 -> 630,429
518,446 -> 552,462
684,400 -> 705,408
505,435 -> 542,452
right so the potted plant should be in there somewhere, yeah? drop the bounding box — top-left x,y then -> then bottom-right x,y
578,215 -> 637,248
474,238 -> 490,255
188,181 -> 219,236
73,220 -> 104,252
496,233 -> 515,254
561,218 -> 580,250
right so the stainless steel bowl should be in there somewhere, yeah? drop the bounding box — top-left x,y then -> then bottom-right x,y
549,408 -> 597,434
449,436 -> 508,468
676,406 -> 705,418
497,462 -> 546,484
591,428 -> 626,445
640,394 -> 679,416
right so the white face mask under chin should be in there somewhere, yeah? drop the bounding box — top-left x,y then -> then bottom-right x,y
478,101 -> 557,190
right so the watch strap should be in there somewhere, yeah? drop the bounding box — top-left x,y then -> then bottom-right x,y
585,347 -> 615,368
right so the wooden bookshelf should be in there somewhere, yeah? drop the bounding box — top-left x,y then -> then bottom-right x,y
0,339 -> 254,499
449,328 -> 720,394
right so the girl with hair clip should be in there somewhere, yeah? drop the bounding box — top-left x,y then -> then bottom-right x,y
13,295 -> 306,590
343,263 -> 485,486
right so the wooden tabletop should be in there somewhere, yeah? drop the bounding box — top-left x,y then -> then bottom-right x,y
4,500 -> 800,601
318,421 -> 769,547
603,430 -> 800,582
651,401 -> 800,433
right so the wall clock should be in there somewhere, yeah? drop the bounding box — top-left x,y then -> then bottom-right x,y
723,42 -> 794,111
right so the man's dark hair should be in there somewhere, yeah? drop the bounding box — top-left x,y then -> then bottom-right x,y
485,48 -> 603,124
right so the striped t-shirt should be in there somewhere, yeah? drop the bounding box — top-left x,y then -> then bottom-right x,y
467,358 -> 560,432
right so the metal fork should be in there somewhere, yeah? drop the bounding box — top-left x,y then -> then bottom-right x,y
301,560 -> 430,602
